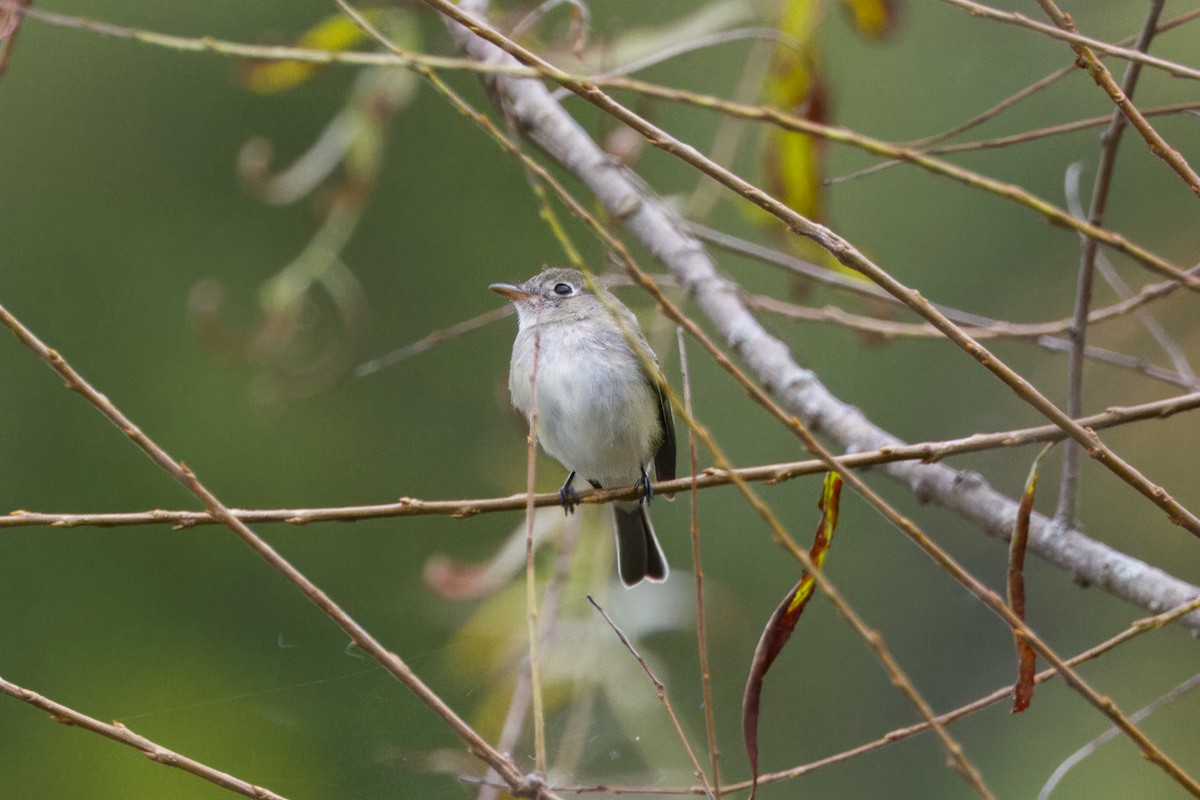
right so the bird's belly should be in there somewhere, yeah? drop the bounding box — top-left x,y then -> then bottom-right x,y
533,357 -> 657,487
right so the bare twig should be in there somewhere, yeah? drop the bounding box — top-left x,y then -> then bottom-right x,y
7,389 -> 1198,525
1056,0 -> 1169,527
1032,0 -> 1200,195
544,594 -> 1200,795
523,300 -> 549,777
678,327 -> 722,797
1038,672 -> 1200,800
356,304 -> 512,377
428,2 -> 1200,793
0,303 -> 559,800
587,596 -> 714,797
423,0 -> 1200,544
0,674 -> 290,800
937,0 -> 1200,81
833,100 -> 1200,186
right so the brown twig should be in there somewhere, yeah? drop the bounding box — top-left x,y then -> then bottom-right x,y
696,222 -> 1200,347
8,2 -> 1193,290
0,673 -> 290,800
522,297 -> 549,777
938,0 -> 1200,81
541,594 -> 1200,795
1032,0 -> 1200,195
423,4 -> 1200,791
5,386 -> 1194,522
1056,0 -> 1169,527
893,5 -> 1200,150
424,0 -> 1200,543
356,304 -> 512,377
0,304 -> 559,800
587,596 -> 714,797
833,100 -> 1200,186
678,327 -> 722,797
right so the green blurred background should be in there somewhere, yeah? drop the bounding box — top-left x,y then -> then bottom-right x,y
2,1 -> 1198,798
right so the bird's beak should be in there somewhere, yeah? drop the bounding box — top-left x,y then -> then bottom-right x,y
489,282 -> 532,301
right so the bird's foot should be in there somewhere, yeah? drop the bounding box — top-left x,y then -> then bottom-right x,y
633,466 -> 654,502
558,471 -> 581,514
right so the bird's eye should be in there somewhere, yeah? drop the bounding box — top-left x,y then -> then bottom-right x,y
553,283 -> 574,296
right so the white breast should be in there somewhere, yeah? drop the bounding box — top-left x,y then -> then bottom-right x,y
509,321 -> 659,488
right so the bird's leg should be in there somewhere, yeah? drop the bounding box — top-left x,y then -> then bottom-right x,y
633,466 -> 654,502
558,471 -> 581,514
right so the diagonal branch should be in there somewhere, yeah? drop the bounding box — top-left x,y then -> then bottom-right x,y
1056,0 -> 1169,528
0,302 -> 562,800
0,674 -> 291,800
1033,0 -> 1200,196
938,0 -> 1200,82
418,0 -> 1200,651
426,2 -> 1200,791
419,0 -> 1200,534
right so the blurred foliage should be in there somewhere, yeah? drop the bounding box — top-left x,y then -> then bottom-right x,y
1,1 -> 1198,799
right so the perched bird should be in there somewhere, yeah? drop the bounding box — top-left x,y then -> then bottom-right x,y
491,267 -> 675,586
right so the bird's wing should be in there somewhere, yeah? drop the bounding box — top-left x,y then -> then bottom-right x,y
652,373 -> 676,482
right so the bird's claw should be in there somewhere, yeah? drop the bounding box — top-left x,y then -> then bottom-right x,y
633,467 -> 654,502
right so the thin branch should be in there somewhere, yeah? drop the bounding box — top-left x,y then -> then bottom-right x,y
591,76 -> 1199,292
356,304 -> 512,377
937,0 -> 1200,82
523,301 -> 549,777
1038,671 -> 1200,800
1032,0 -> 1200,195
10,390 -> 1199,516
423,0 -> 1200,543
695,222 -> 1200,347
587,596 -> 714,798
832,100 -> 1200,186
0,674 -> 290,800
9,3 -> 1195,290
925,101 -> 1200,157
896,5 -> 1200,149
678,327 -> 722,797
547,594 -> 1200,795
902,61 -> 1077,149
0,304 -> 560,800
424,4 -> 1200,790
1058,0 -> 1168,527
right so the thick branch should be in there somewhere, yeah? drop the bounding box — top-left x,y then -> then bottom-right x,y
434,1 -> 1200,634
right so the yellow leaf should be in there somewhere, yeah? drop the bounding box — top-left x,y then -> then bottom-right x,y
241,10 -> 389,94
841,0 -> 900,40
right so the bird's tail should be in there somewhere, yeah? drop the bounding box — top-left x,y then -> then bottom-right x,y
612,500 -> 668,587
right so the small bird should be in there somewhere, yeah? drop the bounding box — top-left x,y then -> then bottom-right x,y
491,267 -> 676,587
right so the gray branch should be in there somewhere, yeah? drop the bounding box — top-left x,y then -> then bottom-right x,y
445,1 -> 1200,633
